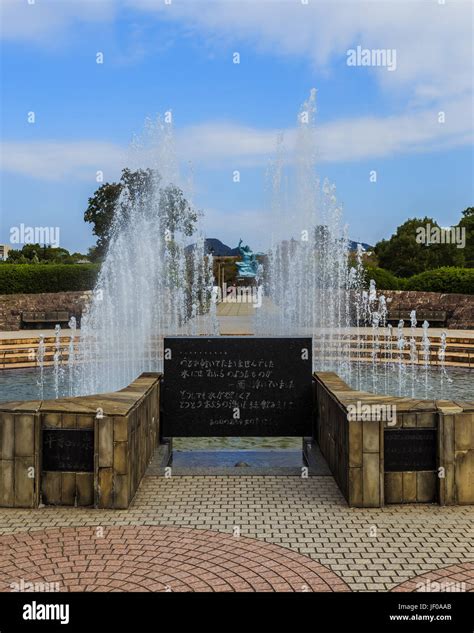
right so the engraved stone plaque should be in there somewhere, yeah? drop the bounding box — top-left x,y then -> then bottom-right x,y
384,429 -> 437,472
42,429 -> 94,472
163,337 -> 312,437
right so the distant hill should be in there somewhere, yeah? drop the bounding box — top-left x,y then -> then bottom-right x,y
204,238 -> 241,256
348,240 -> 373,252
186,238 -> 373,255
186,238 -> 240,256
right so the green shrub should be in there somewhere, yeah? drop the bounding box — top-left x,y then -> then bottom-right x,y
364,266 -> 400,290
0,264 -> 100,294
363,266 -> 474,294
395,276 -> 408,290
403,267 -> 474,294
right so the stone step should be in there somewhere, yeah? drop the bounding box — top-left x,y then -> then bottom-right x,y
0,336 -> 74,347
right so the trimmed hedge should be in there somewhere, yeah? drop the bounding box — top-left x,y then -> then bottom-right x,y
0,262 -> 472,296
365,266 -> 474,295
403,267 -> 474,294
364,267 -> 401,291
0,264 -> 100,295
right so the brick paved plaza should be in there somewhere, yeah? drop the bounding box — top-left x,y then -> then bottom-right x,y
1,473 -> 472,593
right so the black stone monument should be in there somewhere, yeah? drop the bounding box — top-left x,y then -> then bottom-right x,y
163,336 -> 312,437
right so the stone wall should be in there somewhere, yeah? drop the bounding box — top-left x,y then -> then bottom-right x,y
0,291 -> 91,330
0,373 -> 161,509
96,373 -> 160,509
314,372 -> 474,507
1,369 -> 472,510
0,411 -> 40,507
313,377 -> 350,502
383,291 -> 474,329
438,403 -> 474,505
314,374 -> 383,507
1,289 -> 472,331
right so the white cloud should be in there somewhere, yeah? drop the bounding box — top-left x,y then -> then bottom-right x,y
3,1 -> 471,142
130,0 -> 473,103
0,140 -> 125,181
0,0 -> 116,43
315,95 -> 473,162
1,95 -> 472,182
3,0 -> 471,106
176,96 -> 473,166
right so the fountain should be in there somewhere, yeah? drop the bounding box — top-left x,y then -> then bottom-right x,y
255,89 -> 351,381
421,320 -> 431,397
0,93 -> 471,405
67,316 -> 77,397
36,335 -> 45,400
53,325 -> 64,400
72,117 -> 218,396
253,89 -> 468,401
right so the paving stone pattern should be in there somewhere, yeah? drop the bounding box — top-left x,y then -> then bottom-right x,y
0,475 -> 472,592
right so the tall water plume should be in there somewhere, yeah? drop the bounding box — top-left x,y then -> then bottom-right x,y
255,89 -> 351,374
74,116 -> 217,395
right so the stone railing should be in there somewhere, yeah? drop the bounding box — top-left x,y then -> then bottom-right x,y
0,373 -> 161,509
314,372 -> 474,507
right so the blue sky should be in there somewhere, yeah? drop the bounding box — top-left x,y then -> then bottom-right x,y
0,0 -> 472,253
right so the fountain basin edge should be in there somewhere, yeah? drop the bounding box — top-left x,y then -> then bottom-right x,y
314,372 -> 474,507
0,371 -> 472,509
0,373 -> 161,509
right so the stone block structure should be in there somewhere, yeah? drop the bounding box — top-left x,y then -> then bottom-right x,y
1,369 -> 472,510
0,373 -> 160,509
314,372 -> 474,507
1,289 -> 472,331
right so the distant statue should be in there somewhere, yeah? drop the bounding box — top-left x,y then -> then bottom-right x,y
235,239 -> 262,279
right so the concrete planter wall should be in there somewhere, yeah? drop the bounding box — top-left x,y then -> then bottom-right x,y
0,373 -> 161,509
314,372 -> 474,507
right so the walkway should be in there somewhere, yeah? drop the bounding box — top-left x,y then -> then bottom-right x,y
0,525 -> 348,592
0,474 -> 472,592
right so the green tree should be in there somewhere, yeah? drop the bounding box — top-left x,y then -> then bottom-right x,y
84,180 -> 123,261
374,217 -> 464,277
84,168 -> 198,261
5,244 -> 82,264
459,207 -> 473,267
5,249 -> 23,263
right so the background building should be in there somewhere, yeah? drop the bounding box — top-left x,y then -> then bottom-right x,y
0,245 -> 11,261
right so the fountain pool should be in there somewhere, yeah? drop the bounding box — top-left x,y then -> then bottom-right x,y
1,365 -> 472,405
0,93 -> 472,410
